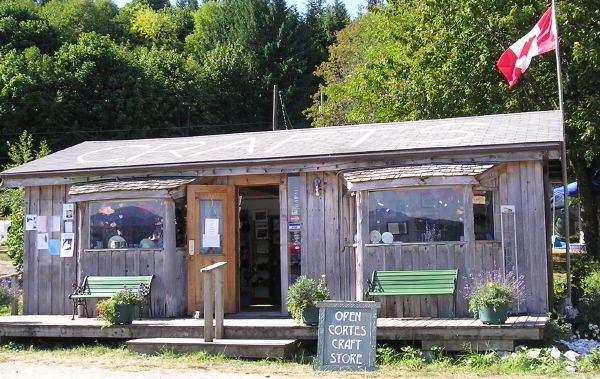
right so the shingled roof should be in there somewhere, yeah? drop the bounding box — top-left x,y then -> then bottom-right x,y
344,164 -> 495,183
68,178 -> 196,195
1,110 -> 562,180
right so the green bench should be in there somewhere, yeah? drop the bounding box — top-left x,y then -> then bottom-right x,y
366,269 -> 459,317
69,275 -> 154,320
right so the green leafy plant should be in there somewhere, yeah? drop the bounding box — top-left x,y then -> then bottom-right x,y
287,275 -> 330,324
96,289 -> 142,327
464,270 -> 526,316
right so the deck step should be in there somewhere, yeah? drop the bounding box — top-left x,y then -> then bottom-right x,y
126,338 -> 297,358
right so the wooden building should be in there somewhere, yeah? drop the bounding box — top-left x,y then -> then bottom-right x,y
0,111 -> 563,318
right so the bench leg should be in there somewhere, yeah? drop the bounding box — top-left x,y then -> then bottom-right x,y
71,298 -> 76,320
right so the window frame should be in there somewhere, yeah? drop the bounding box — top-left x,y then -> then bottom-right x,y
86,198 -> 167,251
364,184 -> 473,246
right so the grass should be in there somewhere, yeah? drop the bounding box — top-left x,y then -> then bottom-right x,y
0,250 -> 9,261
1,341 -> 600,378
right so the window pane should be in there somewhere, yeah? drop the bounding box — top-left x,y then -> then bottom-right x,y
474,190 -> 494,240
90,200 -> 165,249
368,188 -> 464,243
198,199 -> 224,255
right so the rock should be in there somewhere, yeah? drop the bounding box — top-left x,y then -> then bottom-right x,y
550,346 -> 562,359
564,305 -> 579,319
564,350 -> 581,362
527,349 -> 542,359
423,351 -> 434,361
497,351 -> 511,359
565,365 -> 577,372
515,345 -> 528,352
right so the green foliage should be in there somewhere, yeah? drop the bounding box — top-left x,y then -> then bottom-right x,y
543,314 -> 573,344
0,131 -> 49,272
286,275 -> 330,323
552,276 -> 566,305
582,270 -> 600,296
573,268 -> 600,339
572,255 -> 600,292
375,346 -> 425,368
0,285 -> 17,307
582,348 -> 600,371
96,289 -> 143,327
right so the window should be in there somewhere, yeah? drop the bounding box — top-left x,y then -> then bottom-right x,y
89,199 -> 165,249
368,188 -> 465,243
473,190 -> 494,240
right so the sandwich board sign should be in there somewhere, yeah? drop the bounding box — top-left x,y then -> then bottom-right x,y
314,301 -> 380,371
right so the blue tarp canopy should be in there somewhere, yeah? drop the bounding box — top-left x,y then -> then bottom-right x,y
553,182 -> 579,198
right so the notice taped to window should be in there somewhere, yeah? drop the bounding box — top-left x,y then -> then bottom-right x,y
314,301 -> 380,371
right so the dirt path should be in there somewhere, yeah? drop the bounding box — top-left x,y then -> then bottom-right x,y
0,352 -> 592,379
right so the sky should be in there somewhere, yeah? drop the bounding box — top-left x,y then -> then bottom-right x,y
112,0 -> 364,18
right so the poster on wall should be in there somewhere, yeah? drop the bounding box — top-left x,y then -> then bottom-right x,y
64,221 -> 73,233
37,233 -> 48,250
37,216 -> 48,232
25,215 -> 37,231
49,239 -> 60,256
51,216 -> 61,232
63,203 -> 74,220
60,232 -> 75,257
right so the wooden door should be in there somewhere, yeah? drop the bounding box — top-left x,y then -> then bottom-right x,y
186,185 -> 238,315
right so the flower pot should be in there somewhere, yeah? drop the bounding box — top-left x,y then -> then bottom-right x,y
115,304 -> 136,325
302,305 -> 319,325
478,303 -> 508,324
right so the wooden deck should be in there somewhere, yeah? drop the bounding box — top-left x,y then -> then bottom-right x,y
0,315 -> 546,352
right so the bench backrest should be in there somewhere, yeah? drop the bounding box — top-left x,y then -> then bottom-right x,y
82,276 -> 154,297
370,269 -> 458,295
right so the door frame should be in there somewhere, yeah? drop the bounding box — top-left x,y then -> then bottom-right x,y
186,185 -> 238,314
228,174 -> 287,315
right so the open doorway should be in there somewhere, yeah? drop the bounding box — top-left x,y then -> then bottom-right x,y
238,185 -> 281,313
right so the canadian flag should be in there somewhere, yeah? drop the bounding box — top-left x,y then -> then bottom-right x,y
496,7 -> 557,88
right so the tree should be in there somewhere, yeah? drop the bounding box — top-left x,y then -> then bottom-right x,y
0,0 -> 61,54
40,0 -> 122,42
1,131 -> 50,272
306,0 -> 600,258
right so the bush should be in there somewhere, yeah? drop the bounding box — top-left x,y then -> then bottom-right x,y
582,270 -> 600,297
287,275 -> 330,324
464,270 -> 526,316
553,276 -> 566,306
0,285 -> 15,307
96,289 -> 142,327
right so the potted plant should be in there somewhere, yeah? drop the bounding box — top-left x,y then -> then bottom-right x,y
287,275 -> 331,325
96,289 -> 143,327
464,270 -> 525,324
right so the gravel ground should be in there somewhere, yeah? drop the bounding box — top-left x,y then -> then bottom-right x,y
0,362 -> 303,379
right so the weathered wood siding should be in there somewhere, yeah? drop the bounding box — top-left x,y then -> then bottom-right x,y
353,160 -> 549,317
23,185 -> 77,315
360,242 -> 501,317
79,249 -> 186,317
497,161 -> 549,313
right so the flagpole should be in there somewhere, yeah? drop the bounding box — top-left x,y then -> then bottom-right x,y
552,0 -> 572,305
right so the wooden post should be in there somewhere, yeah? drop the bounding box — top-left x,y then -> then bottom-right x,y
163,199 -> 177,317
272,84 -> 278,131
11,275 -> 18,315
214,268 -> 224,339
203,271 -> 214,342
279,175 -> 289,316
355,191 -> 368,301
201,261 -> 227,342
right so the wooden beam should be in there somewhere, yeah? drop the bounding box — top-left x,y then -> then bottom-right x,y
355,191 -> 368,301
162,199 -> 177,317
279,175 -> 289,315
347,176 -> 479,192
